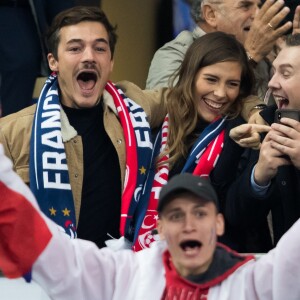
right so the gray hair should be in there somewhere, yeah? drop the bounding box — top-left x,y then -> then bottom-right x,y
286,33 -> 300,47
191,0 -> 204,23
191,0 -> 222,23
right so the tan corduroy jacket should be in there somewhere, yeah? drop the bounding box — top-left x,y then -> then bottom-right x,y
0,81 -> 168,224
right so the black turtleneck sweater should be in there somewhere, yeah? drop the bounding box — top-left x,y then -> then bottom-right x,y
62,103 -> 121,248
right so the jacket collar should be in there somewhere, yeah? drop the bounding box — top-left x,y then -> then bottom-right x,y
193,26 -> 206,39
163,243 -> 254,288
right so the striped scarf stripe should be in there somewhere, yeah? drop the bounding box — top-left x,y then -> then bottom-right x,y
133,115 -> 226,250
30,74 -> 76,238
30,75 -> 153,245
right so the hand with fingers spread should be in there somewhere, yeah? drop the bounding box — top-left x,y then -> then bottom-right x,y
245,0 -> 293,63
269,118 -> 300,169
230,123 -> 271,149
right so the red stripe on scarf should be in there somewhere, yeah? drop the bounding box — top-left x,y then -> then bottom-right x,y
193,130 -> 225,177
0,182 -> 52,278
105,82 -> 138,236
134,116 -> 170,250
134,117 -> 225,251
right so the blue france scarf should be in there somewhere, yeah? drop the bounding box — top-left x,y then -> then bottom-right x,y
106,82 -> 153,243
131,127 -> 162,246
30,75 -> 153,242
30,74 -> 77,238
132,115 -> 227,249
181,117 -> 227,173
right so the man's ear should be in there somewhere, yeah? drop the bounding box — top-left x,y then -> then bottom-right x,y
202,4 -> 218,28
156,219 -> 166,241
216,213 -> 225,237
48,53 -> 59,72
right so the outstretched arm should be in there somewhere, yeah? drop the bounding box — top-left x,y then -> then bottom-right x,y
0,145 -> 130,299
253,217 -> 300,300
0,145 -> 52,279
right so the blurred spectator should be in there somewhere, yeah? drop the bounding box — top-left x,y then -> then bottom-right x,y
156,0 -> 174,49
146,0 -> 292,102
0,0 -> 74,117
75,0 -> 101,5
173,0 -> 195,37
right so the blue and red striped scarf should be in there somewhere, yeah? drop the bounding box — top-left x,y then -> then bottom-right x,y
133,115 -> 227,251
105,81 -> 153,242
30,74 -> 153,244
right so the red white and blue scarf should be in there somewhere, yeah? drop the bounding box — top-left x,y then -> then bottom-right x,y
30,74 -> 153,244
133,115 -> 227,251
105,81 -> 153,242
30,74 -> 77,238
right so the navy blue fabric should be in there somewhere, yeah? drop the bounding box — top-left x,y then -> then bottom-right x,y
0,0 -> 74,116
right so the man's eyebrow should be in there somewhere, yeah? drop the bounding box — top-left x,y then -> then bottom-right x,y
66,38 -> 109,44
271,63 -> 294,75
279,64 -> 293,68
164,207 -> 182,214
66,39 -> 82,44
239,0 -> 256,6
95,38 -> 109,44
164,203 -> 206,213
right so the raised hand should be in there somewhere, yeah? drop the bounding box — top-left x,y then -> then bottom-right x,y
245,0 -> 292,63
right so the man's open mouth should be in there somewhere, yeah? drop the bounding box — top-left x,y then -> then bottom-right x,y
180,240 -> 202,254
77,71 -> 98,91
274,95 -> 289,109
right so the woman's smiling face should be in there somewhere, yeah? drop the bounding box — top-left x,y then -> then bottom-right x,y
194,61 -> 242,122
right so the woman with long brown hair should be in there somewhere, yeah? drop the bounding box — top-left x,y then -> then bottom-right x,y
134,31 -> 260,253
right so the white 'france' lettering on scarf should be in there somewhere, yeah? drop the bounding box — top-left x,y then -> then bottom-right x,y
40,89 -> 70,190
42,89 -> 60,110
125,98 -> 153,149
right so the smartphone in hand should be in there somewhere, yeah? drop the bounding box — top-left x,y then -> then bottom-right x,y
274,109 -> 300,124
274,109 -> 300,160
